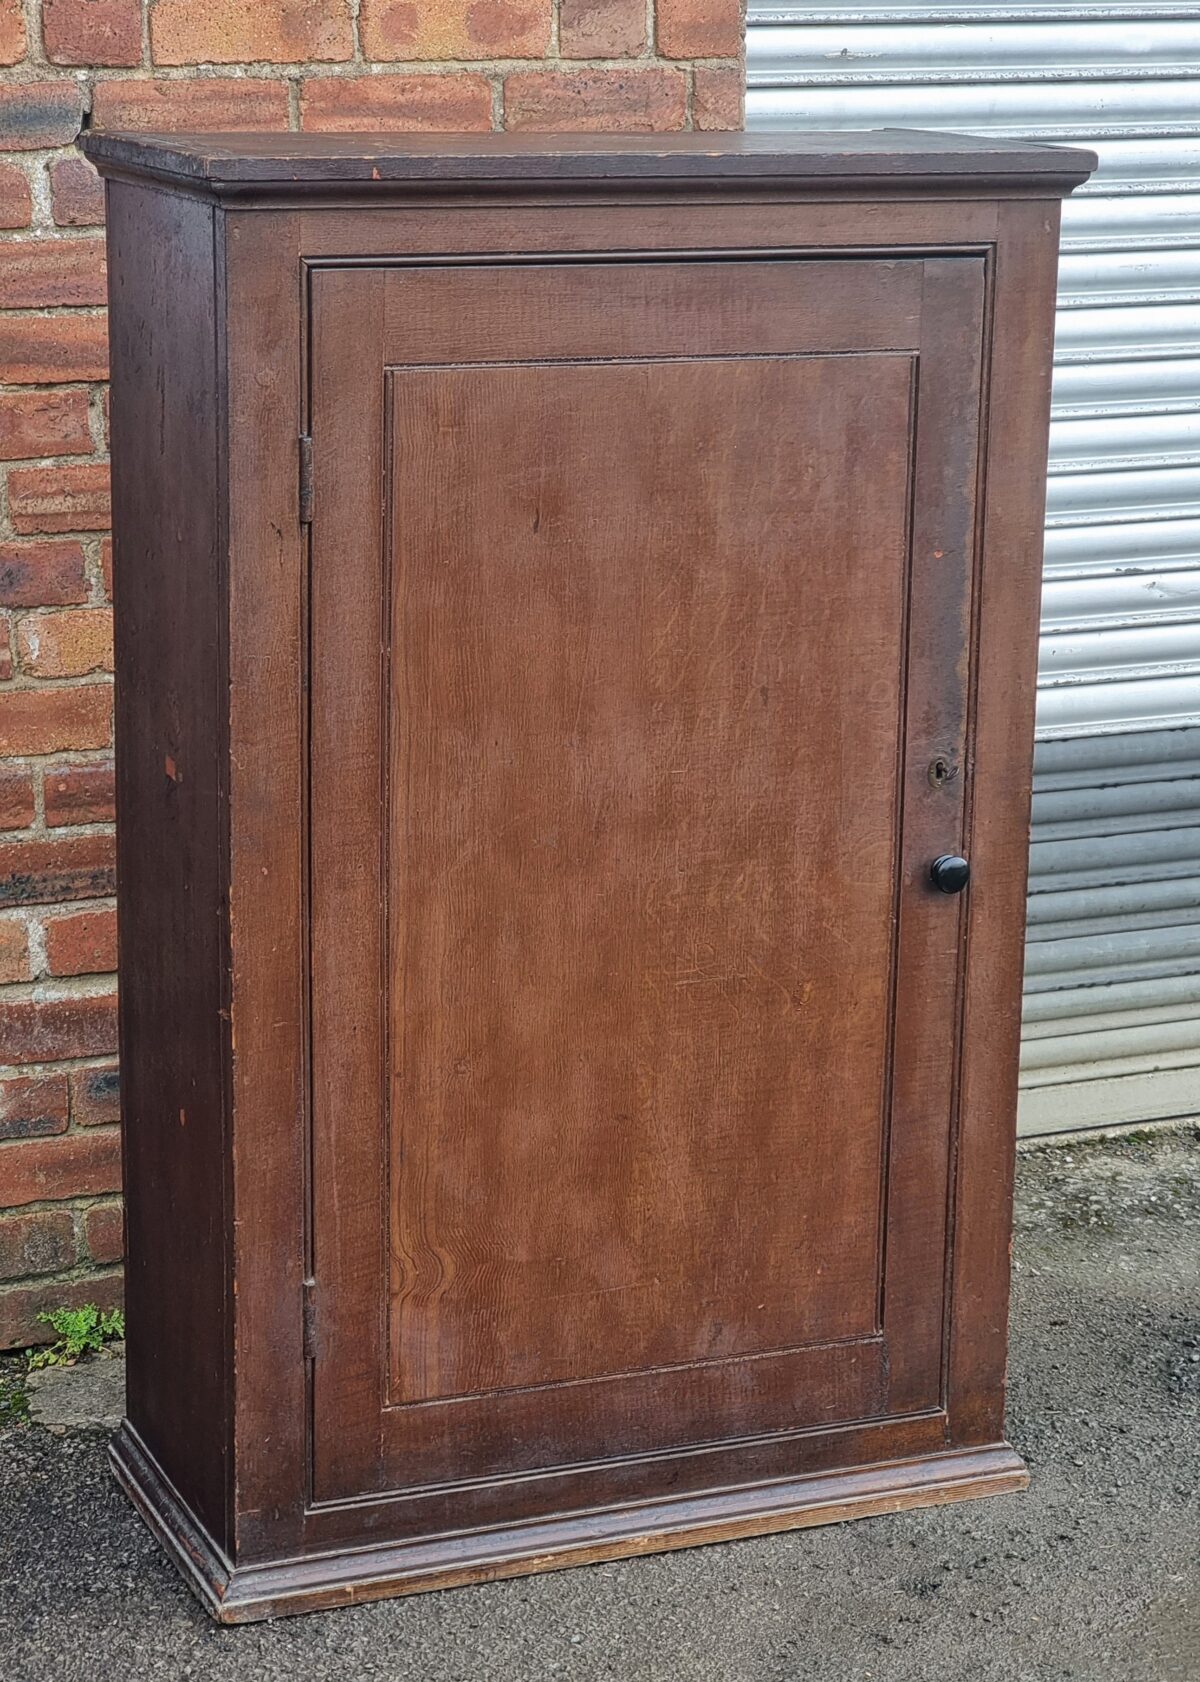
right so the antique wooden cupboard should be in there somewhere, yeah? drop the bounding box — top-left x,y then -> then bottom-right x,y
82,130 -> 1094,1622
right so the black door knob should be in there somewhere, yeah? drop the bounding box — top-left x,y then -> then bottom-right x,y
930,854 -> 970,894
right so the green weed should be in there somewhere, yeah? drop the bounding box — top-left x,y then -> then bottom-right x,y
28,1304 -> 125,1370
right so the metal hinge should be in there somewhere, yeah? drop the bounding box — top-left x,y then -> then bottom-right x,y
302,1277 -> 318,1359
298,433 -> 314,526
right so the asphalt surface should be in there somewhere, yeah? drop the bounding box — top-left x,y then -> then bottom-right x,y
1,1128 -> 1197,1681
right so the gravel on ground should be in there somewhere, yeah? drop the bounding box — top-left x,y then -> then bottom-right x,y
1,1128 -> 1197,1682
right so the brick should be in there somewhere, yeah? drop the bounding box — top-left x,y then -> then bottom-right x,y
302,74 -> 493,134
0,82 -> 84,151
0,1269 -> 122,1350
0,0 -> 25,64
0,1073 -> 69,1141
91,75 -> 290,133
0,912 -> 31,982
0,621 -> 10,682
0,1210 -> 77,1281
0,767 -> 35,830
0,391 -> 93,461
0,686 -> 112,757
0,993 -> 118,1069
84,1199 -> 123,1264
8,461 -> 111,533
560,0 -> 645,57
43,0 -> 142,65
151,0 -> 353,65
17,608 -> 113,678
0,833 -> 114,907
504,67 -> 688,132
0,236 -> 107,308
0,541 -> 88,608
50,156 -> 106,227
0,161 -> 32,228
70,1063 -> 119,1126
693,64 -> 742,131
100,537 -> 113,599
45,762 -> 114,828
44,906 -> 117,976
0,313 -> 108,383
656,0 -> 742,58
360,0 -> 549,59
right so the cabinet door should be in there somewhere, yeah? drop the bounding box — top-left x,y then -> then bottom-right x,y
307,257 -> 985,1521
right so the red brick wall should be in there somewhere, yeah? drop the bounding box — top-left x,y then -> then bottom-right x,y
0,0 -> 745,1348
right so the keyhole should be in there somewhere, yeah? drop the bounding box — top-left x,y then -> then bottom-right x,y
929,755 -> 960,789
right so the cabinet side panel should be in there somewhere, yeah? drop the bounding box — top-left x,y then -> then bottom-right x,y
107,181 -> 231,1550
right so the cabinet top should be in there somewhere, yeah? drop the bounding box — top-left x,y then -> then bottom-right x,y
80,129 -> 1095,202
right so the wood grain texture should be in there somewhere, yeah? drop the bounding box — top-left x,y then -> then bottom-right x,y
880,257 -> 987,1417
105,179 -> 232,1552
384,353 -> 910,1404
112,1419 -> 1028,1625
222,209 -> 310,1560
372,259 -> 925,362
307,253 -> 986,1508
293,198 -> 1007,262
86,133 -> 1089,1619
80,129 -> 1097,199
949,200 -> 1067,1445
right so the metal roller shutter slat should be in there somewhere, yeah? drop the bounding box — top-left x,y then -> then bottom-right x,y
749,4 -> 1200,1131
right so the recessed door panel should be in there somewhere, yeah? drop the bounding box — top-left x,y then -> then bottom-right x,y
387,353 -> 911,1407
308,258 -> 985,1516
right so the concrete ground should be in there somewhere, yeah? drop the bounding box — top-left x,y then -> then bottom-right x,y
1,1129 -> 1197,1682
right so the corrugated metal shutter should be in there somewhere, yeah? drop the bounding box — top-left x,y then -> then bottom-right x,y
747,4 -> 1200,1135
